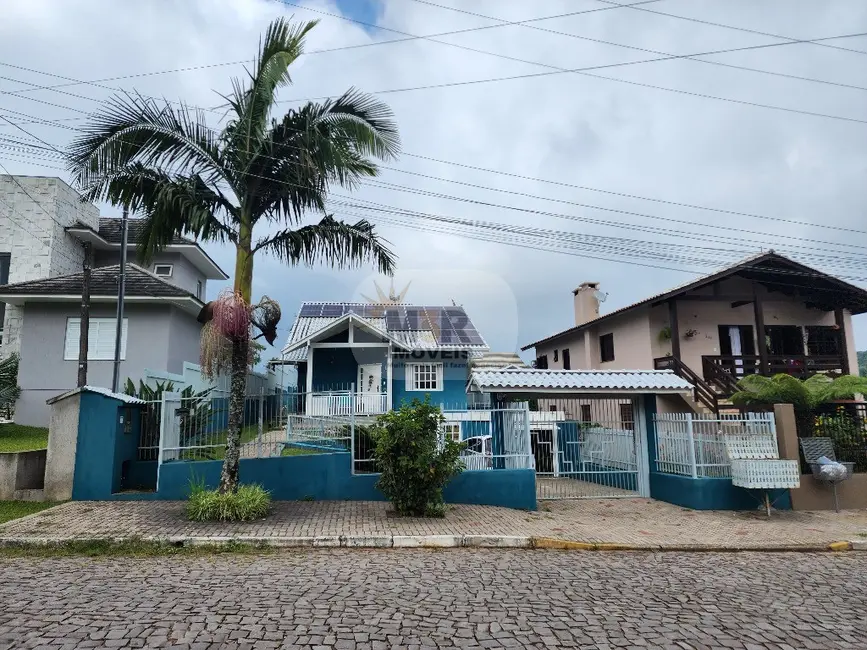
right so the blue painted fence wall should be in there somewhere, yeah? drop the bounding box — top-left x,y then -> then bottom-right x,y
153,453 -> 536,510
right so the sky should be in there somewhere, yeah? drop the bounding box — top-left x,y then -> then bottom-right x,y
1,0 -> 866,364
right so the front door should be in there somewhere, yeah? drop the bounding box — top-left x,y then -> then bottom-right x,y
357,363 -> 383,413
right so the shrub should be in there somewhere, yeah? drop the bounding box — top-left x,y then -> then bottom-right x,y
372,399 -> 464,517
186,481 -> 271,522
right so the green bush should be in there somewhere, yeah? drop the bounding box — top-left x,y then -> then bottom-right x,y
186,481 -> 271,522
372,399 -> 464,517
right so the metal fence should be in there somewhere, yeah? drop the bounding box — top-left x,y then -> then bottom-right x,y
801,404 -> 867,473
653,412 -> 776,478
526,396 -> 645,499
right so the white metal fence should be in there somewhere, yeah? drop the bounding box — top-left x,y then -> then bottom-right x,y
653,412 -> 776,478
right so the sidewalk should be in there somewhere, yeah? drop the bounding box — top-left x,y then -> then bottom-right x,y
2,498 -> 866,550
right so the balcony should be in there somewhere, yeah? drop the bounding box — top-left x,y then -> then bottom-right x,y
307,391 -> 388,417
702,354 -> 846,381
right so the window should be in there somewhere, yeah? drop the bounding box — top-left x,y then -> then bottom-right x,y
806,326 -> 841,356
580,404 -> 592,423
405,362 -> 443,391
441,422 -> 461,442
619,403 -> 634,428
153,264 -> 173,277
64,318 -> 128,361
196,280 -> 203,300
0,253 -> 9,343
535,355 -> 548,369
600,333 -> 615,363
562,348 -> 571,370
553,349 -> 559,362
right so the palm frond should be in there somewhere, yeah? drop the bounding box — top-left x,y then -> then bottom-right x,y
252,215 -> 395,274
312,88 -> 401,161
80,164 -> 238,261
0,353 -> 21,409
67,93 -> 229,196
229,18 -> 317,165
730,373 -> 812,412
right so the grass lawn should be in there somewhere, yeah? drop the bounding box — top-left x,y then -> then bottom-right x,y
281,445 -> 326,457
0,423 -> 49,453
0,501 -> 56,525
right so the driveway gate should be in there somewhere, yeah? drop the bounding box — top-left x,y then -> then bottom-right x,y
531,396 -> 650,499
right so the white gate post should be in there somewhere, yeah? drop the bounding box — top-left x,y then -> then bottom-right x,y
632,396 -> 652,498
257,387 -> 264,458
686,413 -> 698,478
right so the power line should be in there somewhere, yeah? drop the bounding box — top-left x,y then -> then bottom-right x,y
5,113 -> 867,269
0,0 -> 663,99
593,0 -> 867,57
5,97 -> 867,247
274,0 -> 867,124
405,0 -> 867,93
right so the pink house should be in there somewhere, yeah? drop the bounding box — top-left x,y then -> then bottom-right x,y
522,252 -> 865,412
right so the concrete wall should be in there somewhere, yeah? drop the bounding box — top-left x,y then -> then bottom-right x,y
0,176 -> 100,358
14,303 -> 200,426
150,453 -> 537,510
0,449 -> 46,500
44,390 -> 81,501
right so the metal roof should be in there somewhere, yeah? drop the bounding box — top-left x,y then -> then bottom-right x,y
282,301 -> 489,358
468,368 -> 692,394
522,251 -> 867,351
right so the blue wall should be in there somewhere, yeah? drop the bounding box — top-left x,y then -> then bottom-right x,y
72,392 -> 140,500
152,452 -> 536,510
311,347 -> 387,391
643,395 -> 791,511
392,351 -> 470,410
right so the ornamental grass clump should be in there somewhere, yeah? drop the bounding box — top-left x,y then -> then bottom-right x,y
186,481 -> 271,522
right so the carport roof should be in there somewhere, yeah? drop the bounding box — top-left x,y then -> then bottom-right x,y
468,368 -> 692,394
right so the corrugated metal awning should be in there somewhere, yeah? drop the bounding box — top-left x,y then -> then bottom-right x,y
468,368 -> 692,395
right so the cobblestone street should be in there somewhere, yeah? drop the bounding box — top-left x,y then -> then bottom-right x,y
1,550 -> 864,649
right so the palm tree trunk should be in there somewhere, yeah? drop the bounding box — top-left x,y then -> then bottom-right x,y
219,336 -> 248,493
218,214 -> 254,494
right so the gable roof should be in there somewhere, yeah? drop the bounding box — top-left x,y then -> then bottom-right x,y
522,251 -> 867,351
468,368 -> 692,394
282,313 -> 410,354
0,263 -> 204,316
66,218 -> 228,280
282,302 -> 489,361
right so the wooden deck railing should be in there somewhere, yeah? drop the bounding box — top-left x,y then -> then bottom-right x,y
654,357 -> 719,413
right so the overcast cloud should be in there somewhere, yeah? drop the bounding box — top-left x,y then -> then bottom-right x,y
1,0 -> 866,362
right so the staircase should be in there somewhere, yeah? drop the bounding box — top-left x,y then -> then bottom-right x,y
654,357 -> 737,414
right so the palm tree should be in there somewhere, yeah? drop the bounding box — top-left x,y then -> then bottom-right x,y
67,18 -> 400,493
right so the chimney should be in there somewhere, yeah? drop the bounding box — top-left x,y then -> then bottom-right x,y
573,282 -> 600,326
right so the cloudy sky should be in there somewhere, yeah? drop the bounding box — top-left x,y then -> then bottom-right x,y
1,0 -> 866,362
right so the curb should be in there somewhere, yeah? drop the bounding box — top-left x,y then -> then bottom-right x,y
1,535 -> 863,552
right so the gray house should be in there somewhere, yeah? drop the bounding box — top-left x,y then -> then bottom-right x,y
0,215 -> 228,426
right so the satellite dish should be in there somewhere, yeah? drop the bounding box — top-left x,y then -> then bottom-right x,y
594,289 -> 608,303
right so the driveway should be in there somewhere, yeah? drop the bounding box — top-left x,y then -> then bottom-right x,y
1,550 -> 864,649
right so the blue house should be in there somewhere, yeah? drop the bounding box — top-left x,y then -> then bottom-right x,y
280,302 -> 490,420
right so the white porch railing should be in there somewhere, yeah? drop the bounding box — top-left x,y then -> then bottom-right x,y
653,412 -> 776,478
307,392 -> 388,417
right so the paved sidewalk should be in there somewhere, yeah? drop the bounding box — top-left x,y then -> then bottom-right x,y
2,498 -> 866,549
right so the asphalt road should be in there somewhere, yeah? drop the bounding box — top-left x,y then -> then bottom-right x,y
0,550 -> 864,649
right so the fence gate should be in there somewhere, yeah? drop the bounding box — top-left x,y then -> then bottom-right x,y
533,396 -> 649,500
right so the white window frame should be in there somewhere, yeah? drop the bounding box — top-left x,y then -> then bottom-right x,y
64,317 -> 128,361
441,421 -> 462,443
153,264 -> 173,277
404,362 -> 443,392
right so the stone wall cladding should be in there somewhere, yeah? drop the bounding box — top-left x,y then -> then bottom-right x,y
0,176 -> 100,357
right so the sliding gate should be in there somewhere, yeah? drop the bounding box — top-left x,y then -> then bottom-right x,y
532,396 -> 650,499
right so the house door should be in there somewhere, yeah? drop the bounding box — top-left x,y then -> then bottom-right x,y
357,363 -> 382,413
531,427 -> 556,475
718,325 -> 755,376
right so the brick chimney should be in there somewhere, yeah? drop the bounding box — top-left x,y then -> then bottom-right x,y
573,282 -> 600,326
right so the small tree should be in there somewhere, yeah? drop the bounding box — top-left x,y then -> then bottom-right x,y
0,354 -> 21,419
372,399 -> 464,517
731,373 -> 867,414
